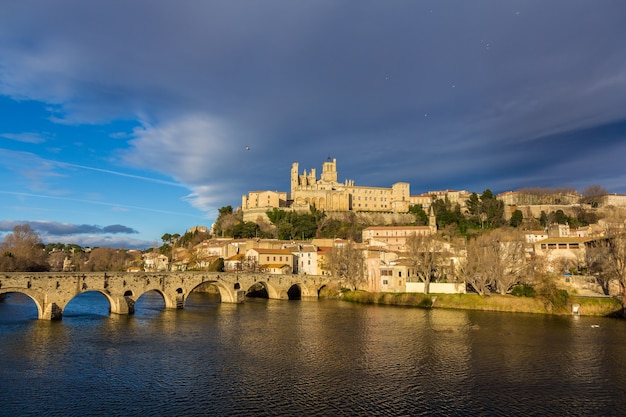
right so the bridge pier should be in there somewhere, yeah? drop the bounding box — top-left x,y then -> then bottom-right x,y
42,302 -> 63,320
110,295 -> 135,315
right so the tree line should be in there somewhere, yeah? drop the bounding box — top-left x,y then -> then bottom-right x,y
0,224 -> 213,273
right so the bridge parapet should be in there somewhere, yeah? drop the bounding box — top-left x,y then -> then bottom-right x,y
0,272 -> 339,320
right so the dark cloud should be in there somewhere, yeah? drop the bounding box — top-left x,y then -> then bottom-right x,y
102,224 -> 138,234
0,220 -> 137,235
1,0 -> 625,217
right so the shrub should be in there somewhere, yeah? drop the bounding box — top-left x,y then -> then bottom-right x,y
418,297 -> 433,308
511,284 -> 536,297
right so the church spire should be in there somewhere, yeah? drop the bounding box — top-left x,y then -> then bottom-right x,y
429,205 -> 437,234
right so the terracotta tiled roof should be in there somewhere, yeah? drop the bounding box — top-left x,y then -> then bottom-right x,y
250,248 -> 292,255
536,237 -> 597,244
363,226 -> 430,231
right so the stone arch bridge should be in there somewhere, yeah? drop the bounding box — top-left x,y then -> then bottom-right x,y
0,272 -> 339,320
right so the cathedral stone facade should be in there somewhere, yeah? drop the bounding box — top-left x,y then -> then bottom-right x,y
242,158 -> 411,222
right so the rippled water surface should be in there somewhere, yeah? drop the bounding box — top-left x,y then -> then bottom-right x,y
1,291 -> 626,416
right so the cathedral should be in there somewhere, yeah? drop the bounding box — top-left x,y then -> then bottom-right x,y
242,158 -> 411,220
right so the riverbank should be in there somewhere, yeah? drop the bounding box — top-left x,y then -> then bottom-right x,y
335,290 -> 624,317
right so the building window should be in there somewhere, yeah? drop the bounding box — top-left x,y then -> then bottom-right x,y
383,279 -> 388,285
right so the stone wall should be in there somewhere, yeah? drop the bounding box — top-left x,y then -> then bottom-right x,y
405,282 -> 467,294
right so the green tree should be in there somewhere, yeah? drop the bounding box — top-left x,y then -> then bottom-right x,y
232,221 -> 261,238
510,210 -> 524,228
431,198 -> 467,235
574,207 -> 598,226
408,204 -> 428,225
214,206 -> 241,237
466,192 -> 481,220
277,222 -> 294,240
539,211 -> 549,227
266,207 -> 324,240
219,205 -> 233,216
161,233 -> 172,244
480,189 -> 505,229
266,208 -> 288,225
465,189 -> 505,229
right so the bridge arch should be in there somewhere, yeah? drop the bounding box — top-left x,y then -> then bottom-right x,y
134,287 -> 175,309
246,281 -> 280,299
287,284 -> 302,300
0,288 -> 44,319
63,290 -> 114,317
188,281 -> 237,304
64,289 -> 122,316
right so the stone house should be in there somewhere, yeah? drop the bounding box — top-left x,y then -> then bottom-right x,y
532,237 -> 597,272
224,253 -> 246,272
284,243 -> 319,275
245,248 -> 294,274
142,252 -> 169,272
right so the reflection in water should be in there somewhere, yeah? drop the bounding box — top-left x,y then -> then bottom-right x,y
0,292 -> 38,322
1,293 -> 626,416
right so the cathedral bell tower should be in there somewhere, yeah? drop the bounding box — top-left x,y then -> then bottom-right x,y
321,157 -> 338,183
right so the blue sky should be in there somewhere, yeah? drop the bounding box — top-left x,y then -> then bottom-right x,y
1,1 -> 625,248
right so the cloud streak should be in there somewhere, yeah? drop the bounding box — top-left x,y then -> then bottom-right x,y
1,132 -> 47,144
0,191 -> 203,218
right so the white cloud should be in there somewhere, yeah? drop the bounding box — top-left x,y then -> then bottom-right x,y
1,132 -> 47,144
122,114 -> 248,212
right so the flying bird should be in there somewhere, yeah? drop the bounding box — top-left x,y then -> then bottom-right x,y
245,145 -> 250,151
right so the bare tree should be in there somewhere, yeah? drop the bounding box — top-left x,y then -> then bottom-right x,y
581,184 -> 607,207
592,230 -> 626,306
460,236 -> 494,295
325,241 -> 366,290
405,234 -> 445,294
0,224 -> 48,271
585,239 -> 612,295
85,248 -> 133,272
464,229 -> 528,295
47,251 -> 68,272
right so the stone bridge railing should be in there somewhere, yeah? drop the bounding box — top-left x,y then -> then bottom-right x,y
0,272 -> 339,320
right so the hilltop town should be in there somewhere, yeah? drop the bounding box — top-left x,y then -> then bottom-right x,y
3,158 -> 626,302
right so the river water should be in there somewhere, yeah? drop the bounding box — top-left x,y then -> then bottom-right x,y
1,291 -> 625,416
